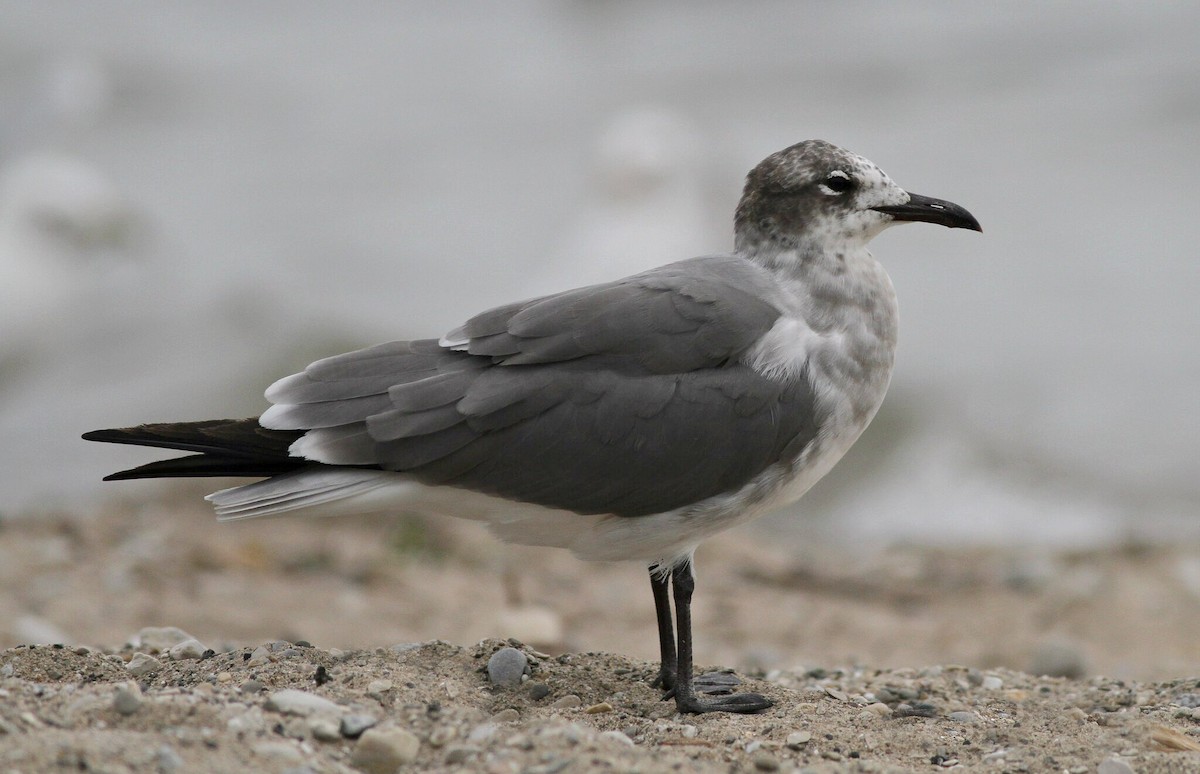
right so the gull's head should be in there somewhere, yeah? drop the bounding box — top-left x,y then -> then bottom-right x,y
734,139 -> 980,256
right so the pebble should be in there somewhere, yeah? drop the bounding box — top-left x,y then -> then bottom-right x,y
599,730 -> 635,747
367,679 -> 393,695
156,744 -> 183,773
310,718 -> 342,742
490,708 -> 520,723
584,701 -> 614,714
1175,693 -> 1200,708
785,730 -> 812,748
130,626 -> 195,653
113,681 -> 142,715
948,711 -> 978,723
241,680 -> 265,695
168,639 -> 208,661
824,686 -> 849,702
468,723 -> 498,743
247,646 -> 272,667
253,741 -> 304,766
981,676 -> 1004,691
487,647 -> 529,687
340,714 -> 378,738
216,671 -> 233,683
753,752 -> 780,772
1098,758 -> 1136,774
864,703 -> 893,717
428,725 -> 456,747
126,652 -> 162,677
444,745 -> 478,765
0,663 -> 12,678
264,689 -> 342,717
352,727 -> 421,773
527,682 -> 551,700
551,694 -> 582,709
680,725 -> 698,739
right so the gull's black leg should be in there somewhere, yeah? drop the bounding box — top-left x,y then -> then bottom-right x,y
649,564 -> 677,691
670,559 -> 773,714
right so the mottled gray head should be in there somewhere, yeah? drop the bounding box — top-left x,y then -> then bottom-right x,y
734,140 -> 980,254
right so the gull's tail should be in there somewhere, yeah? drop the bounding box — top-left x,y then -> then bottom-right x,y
82,419 -> 307,480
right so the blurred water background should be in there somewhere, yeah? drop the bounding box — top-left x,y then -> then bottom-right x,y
0,2 -> 1197,548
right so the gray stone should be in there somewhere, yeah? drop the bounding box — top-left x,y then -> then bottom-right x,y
444,745 -> 478,765
264,689 -> 342,717
155,745 -> 183,774
167,638 -> 208,661
352,727 -> 420,773
551,694 -> 581,709
785,731 -> 812,748
126,652 -> 162,677
113,681 -> 142,715
247,645 -> 271,667
486,647 -> 528,687
489,708 -> 520,723
1098,758 -> 1136,774
528,682 -> 551,700
948,711 -> 978,723
599,730 -> 634,747
310,718 -> 342,742
340,714 -> 378,738
241,679 -> 265,695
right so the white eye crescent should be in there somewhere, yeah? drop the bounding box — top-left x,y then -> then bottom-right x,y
819,170 -> 853,195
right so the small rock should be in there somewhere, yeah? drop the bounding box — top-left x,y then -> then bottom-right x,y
864,702 -> 893,717
506,733 -> 534,750
490,708 -> 520,723
113,681 -> 142,715
753,752 -> 780,772
487,647 -> 529,687
216,671 -> 233,683
253,741 -> 304,766
599,730 -> 634,747
1098,758 -> 1136,774
341,714 -> 378,738
247,646 -> 271,667
444,745 -> 478,765
785,730 -> 812,748
552,694 -> 582,709
1028,641 -> 1087,679
156,744 -> 183,774
468,723 -> 498,743
126,652 -> 162,677
680,725 -> 698,738
528,682 -> 551,700
352,727 -> 420,773
948,711 -> 978,723
241,679 -> 265,695
367,679 -> 393,695
981,675 -> 1004,691
265,689 -> 342,717
0,662 -> 12,678
584,701 -> 614,714
168,638 -> 208,661
824,686 -> 849,702
130,626 -> 195,654
310,718 -> 342,742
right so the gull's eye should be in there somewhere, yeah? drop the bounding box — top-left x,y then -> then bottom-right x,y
819,171 -> 854,195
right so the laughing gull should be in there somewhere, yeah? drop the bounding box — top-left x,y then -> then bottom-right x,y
84,139 -> 980,714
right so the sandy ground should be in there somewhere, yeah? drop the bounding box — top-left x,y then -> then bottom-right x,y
3,484 -> 1200,772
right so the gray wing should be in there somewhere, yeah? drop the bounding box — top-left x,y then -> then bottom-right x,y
262,256 -> 820,517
